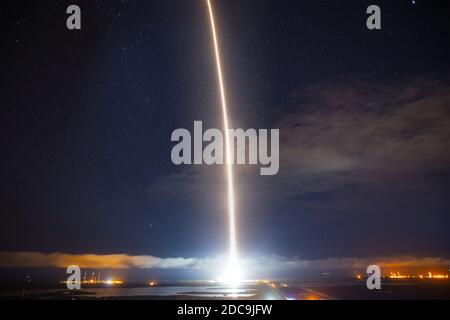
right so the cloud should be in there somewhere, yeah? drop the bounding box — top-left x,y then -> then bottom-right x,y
279,77 -> 450,177
245,76 -> 450,203
1,252 -> 449,273
147,77 -> 450,205
256,256 -> 450,271
0,252 -> 197,269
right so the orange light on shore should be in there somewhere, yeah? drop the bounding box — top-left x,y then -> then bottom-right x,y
388,271 -> 449,280
61,279 -> 123,285
424,272 -> 449,279
105,279 -> 123,285
388,272 -> 413,279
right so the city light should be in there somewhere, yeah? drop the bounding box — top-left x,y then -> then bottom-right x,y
388,271 -> 449,280
61,279 -> 123,285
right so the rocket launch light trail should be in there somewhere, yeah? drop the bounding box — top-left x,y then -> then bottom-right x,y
206,0 -> 240,282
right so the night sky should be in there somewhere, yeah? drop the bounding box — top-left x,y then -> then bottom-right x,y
1,0 -> 450,278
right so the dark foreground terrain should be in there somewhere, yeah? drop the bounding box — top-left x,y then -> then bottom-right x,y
1,279 -> 449,300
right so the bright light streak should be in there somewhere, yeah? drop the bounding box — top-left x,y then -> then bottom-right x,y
206,0 -> 240,283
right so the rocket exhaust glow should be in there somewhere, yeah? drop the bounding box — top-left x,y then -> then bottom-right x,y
206,0 -> 240,282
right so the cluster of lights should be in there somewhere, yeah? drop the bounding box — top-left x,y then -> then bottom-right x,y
60,279 -> 123,285
388,272 -> 412,279
354,271 -> 450,280
388,271 -> 449,279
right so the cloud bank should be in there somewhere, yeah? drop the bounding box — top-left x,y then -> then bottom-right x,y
1,251 -> 449,273
0,252 -> 197,269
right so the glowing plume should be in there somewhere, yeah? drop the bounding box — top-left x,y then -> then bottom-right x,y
206,0 -> 240,283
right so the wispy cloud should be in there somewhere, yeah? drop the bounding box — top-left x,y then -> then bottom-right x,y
148,77 -> 450,204
277,77 -> 450,195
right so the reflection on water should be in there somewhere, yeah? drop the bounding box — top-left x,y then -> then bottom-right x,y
2,285 -> 261,299
83,286 -> 257,298
2,279 -> 449,300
